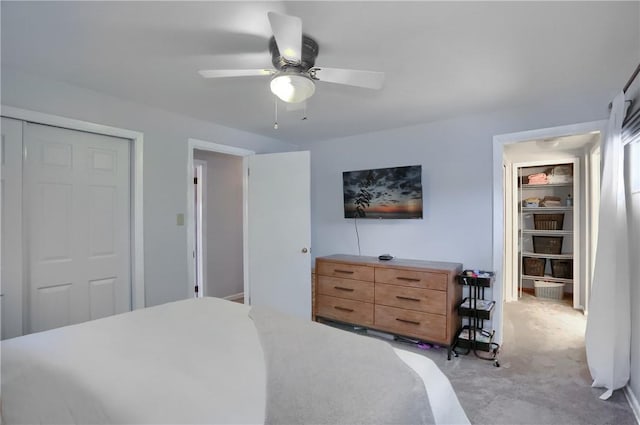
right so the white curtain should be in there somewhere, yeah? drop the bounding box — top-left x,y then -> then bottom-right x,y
585,91 -> 631,400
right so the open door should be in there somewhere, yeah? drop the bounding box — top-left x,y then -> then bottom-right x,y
248,151 -> 311,319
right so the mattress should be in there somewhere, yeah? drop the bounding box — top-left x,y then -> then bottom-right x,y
1,297 -> 469,425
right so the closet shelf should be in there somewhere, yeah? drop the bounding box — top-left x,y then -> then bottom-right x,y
522,274 -> 572,284
521,183 -> 573,188
521,206 -> 573,212
521,251 -> 573,260
521,229 -> 573,236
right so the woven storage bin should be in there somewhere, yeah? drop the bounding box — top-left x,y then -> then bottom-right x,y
534,214 -> 564,230
551,259 -> 573,279
534,281 -> 564,300
533,235 -> 563,254
523,257 -> 545,276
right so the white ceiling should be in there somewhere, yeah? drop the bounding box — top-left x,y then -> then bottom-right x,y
1,1 -> 638,144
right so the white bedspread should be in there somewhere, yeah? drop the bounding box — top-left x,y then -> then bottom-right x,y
1,297 -> 469,425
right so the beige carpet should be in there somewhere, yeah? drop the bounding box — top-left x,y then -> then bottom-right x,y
327,293 -> 637,424
391,293 -> 637,425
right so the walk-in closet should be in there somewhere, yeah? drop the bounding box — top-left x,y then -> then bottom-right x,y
502,132 -> 602,311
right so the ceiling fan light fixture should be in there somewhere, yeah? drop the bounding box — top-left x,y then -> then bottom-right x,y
270,74 -> 315,103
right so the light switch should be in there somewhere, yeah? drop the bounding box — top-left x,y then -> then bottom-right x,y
177,213 -> 184,226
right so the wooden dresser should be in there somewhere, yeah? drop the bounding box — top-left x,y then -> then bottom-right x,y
315,254 -> 463,358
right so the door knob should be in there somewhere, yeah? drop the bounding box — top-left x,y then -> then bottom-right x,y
301,248 -> 308,253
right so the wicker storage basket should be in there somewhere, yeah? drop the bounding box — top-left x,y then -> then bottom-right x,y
533,214 -> 564,230
533,235 -> 563,254
534,281 -> 564,300
523,257 -> 545,276
551,259 -> 573,279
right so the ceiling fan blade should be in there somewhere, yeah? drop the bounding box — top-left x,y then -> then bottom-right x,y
199,69 -> 275,78
312,67 -> 385,90
267,11 -> 302,63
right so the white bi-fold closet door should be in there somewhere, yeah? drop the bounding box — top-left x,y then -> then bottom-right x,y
2,119 -> 131,336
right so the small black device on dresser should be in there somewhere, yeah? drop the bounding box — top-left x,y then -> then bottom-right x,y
378,254 -> 394,261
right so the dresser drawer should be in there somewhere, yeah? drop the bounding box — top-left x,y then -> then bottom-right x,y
375,283 -> 446,315
316,261 -> 374,282
316,295 -> 374,325
375,268 -> 447,291
317,276 -> 374,302
374,305 -> 446,342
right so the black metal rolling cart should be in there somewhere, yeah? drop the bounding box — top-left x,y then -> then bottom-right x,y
454,270 -> 500,367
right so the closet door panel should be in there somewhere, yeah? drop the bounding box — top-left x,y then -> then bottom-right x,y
24,123 -> 131,333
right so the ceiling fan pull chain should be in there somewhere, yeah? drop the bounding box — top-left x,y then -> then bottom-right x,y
274,96 -> 279,129
302,102 -> 308,121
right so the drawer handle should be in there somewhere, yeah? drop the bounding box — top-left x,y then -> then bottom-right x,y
396,277 -> 420,282
334,306 -> 354,313
396,318 -> 420,326
334,286 -> 354,292
396,295 -> 420,302
334,269 -> 354,274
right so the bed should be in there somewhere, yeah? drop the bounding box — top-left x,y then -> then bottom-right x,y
1,297 -> 469,424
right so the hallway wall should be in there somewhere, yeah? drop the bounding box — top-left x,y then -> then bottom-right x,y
193,149 -> 244,298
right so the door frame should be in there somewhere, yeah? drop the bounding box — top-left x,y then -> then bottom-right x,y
193,159 -> 207,297
186,138 -> 254,304
492,119 -> 606,344
0,105 -> 146,310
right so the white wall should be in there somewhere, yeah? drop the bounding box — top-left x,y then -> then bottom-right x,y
1,69 -> 296,307
311,97 -> 609,261
310,93 -> 612,339
193,150 -> 244,298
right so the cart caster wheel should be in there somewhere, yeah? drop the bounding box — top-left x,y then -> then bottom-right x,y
494,360 -> 500,367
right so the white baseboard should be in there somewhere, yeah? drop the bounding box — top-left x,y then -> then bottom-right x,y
624,384 -> 640,425
223,292 -> 244,302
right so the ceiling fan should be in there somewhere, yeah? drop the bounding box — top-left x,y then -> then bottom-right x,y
198,11 -> 385,104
